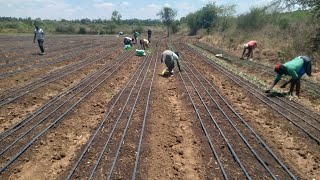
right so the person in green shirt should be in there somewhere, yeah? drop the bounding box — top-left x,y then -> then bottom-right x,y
265,56 -> 312,97
134,31 -> 139,44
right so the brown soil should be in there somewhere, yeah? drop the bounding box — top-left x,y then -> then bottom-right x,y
0,35 -> 319,180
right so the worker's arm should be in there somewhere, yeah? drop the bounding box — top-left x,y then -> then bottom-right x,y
33,32 -> 36,43
265,74 -> 281,93
280,78 -> 292,88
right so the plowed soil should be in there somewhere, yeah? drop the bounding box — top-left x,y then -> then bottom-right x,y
0,35 -> 319,179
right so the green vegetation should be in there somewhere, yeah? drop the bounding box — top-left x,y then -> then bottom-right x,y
157,7 -> 177,37
0,16 -> 162,35
1,0 -> 318,62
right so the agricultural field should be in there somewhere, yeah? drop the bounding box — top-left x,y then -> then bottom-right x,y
0,35 -> 319,179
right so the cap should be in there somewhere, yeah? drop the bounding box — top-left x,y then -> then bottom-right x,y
275,64 -> 281,71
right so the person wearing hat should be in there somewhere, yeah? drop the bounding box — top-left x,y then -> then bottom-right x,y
160,50 -> 181,77
33,25 -> 45,55
265,56 -> 312,97
240,40 -> 257,60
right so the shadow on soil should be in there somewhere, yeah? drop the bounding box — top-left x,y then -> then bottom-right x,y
266,91 -> 289,97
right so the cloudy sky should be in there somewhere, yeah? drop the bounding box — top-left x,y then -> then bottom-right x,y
0,0 -> 272,20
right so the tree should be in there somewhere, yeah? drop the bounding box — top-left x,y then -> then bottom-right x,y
216,5 -> 236,32
157,7 -> 177,37
271,0 -> 320,52
111,10 -> 122,24
198,3 -> 218,33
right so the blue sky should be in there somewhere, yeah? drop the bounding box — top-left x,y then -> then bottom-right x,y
0,0 -> 272,20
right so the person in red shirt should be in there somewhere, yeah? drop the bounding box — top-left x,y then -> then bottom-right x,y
241,40 -> 257,60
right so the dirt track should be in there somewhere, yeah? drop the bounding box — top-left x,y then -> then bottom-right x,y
0,35 -> 319,179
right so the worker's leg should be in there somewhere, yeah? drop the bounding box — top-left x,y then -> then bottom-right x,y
296,78 -> 301,97
247,48 -> 253,59
241,48 -> 246,59
289,79 -> 297,95
165,56 -> 174,75
38,39 -> 44,53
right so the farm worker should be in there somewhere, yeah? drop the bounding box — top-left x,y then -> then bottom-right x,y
33,26 -> 45,55
241,40 -> 257,60
140,39 -> 149,50
147,28 -> 152,43
265,56 -> 312,97
134,31 -> 139,44
160,50 -> 181,76
124,37 -> 133,46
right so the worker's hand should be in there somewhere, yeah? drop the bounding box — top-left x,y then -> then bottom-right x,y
33,41 -> 35,43
265,89 -> 271,93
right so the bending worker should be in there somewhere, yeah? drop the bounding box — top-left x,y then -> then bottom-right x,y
140,39 -> 149,50
160,50 -> 181,76
265,56 -> 312,97
124,37 -> 133,46
241,40 -> 257,60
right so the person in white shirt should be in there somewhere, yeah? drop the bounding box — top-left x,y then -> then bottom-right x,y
123,37 -> 133,46
140,39 -> 149,50
33,26 -> 45,55
160,50 -> 181,76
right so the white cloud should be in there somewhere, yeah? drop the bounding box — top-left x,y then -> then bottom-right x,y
147,3 -> 161,9
121,1 -> 129,6
164,3 -> 171,7
93,2 -> 114,9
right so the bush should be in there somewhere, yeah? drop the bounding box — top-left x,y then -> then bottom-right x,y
278,18 -> 290,30
237,7 -> 267,30
79,26 -> 86,34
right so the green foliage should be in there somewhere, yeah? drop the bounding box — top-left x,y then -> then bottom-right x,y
185,12 -> 200,35
184,3 -> 218,35
79,26 -> 86,34
111,10 -> 122,24
171,20 -> 180,34
157,7 -> 177,37
237,7 -> 267,30
215,5 -> 236,32
134,22 -> 144,34
0,17 -> 162,34
278,17 -> 290,29
199,3 -> 218,33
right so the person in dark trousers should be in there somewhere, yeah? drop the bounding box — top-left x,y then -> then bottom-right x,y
33,26 -> 45,55
147,28 -> 152,43
140,39 -> 149,50
241,40 -> 257,60
160,50 -> 181,76
265,56 -> 312,97
124,37 -> 133,46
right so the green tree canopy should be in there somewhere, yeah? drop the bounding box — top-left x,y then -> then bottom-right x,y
157,7 -> 177,37
111,10 -> 122,24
